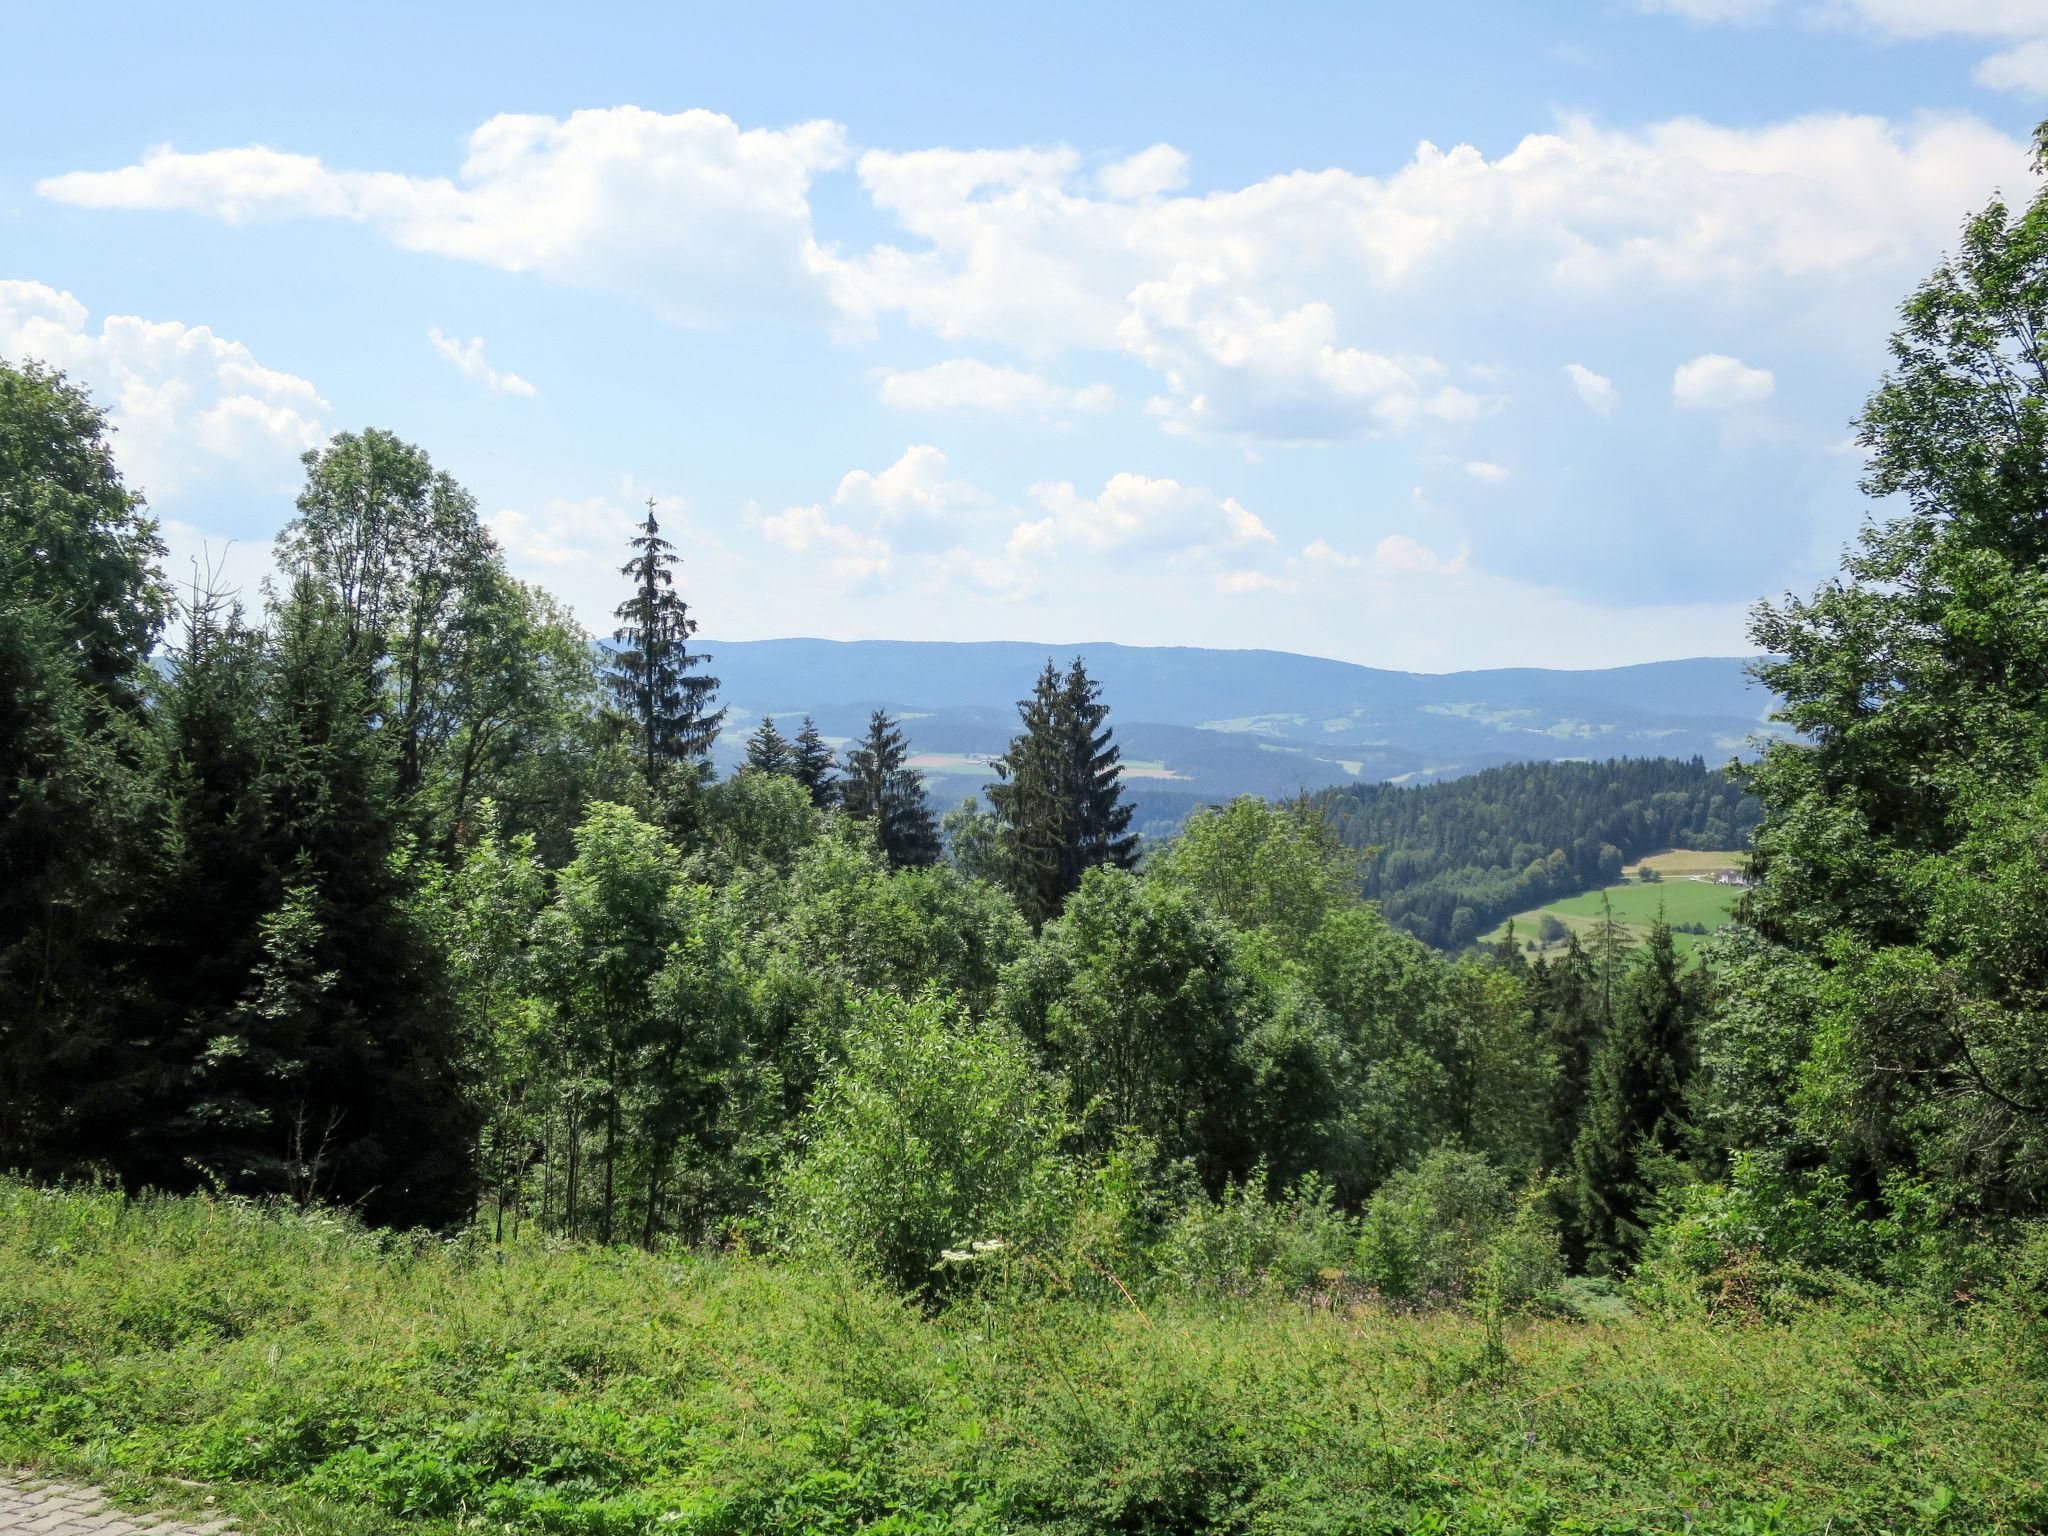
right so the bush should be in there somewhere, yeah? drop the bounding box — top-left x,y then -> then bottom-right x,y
1148,1171 -> 1358,1300
1637,1153 -> 1974,1315
1356,1146 -> 1563,1309
770,991 -> 1066,1292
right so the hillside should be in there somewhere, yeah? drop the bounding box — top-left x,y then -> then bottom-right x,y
699,638 -> 1779,814
1319,756 -> 1760,947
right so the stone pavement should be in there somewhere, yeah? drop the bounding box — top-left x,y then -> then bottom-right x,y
0,1474 -> 234,1536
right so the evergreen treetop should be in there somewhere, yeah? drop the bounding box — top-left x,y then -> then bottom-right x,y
611,498 -> 722,786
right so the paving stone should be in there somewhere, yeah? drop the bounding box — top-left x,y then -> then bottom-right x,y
0,1474 -> 236,1536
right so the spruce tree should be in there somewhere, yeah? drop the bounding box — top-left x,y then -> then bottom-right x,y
744,715 -> 795,776
610,498 -> 722,787
840,709 -> 939,868
1570,918 -> 1701,1270
988,657 -> 1136,926
0,361 -> 167,1176
987,661 -> 1068,924
791,715 -> 838,807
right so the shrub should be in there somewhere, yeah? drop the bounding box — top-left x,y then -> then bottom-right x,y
1356,1146 -> 1563,1308
770,991 -> 1066,1292
1148,1171 -> 1358,1300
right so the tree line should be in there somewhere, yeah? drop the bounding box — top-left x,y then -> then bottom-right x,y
1319,756 -> 1760,948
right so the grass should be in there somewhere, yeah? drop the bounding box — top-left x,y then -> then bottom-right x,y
1485,849 -> 1746,957
4,1183 -> 2047,1534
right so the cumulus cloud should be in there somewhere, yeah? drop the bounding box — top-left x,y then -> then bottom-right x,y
875,358 -> 1114,417
41,106 -> 2030,444
428,328 -> 537,396
1672,352 -> 1776,409
744,446 -> 997,589
1007,472 -> 1276,564
41,108 -> 851,325
1302,538 -> 1364,568
1116,265 -> 1490,442
1977,37 -> 2048,90
748,501 -> 893,583
1638,1 -> 2048,94
1564,362 -> 1621,416
1373,533 -> 1469,574
1466,460 -> 1511,482
0,279 -> 327,497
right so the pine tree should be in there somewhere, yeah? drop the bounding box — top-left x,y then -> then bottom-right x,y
1060,656 -> 1138,873
987,662 -> 1068,923
988,657 -> 1136,926
791,715 -> 838,807
840,709 -> 939,868
0,361 -> 168,1176
610,498 -> 722,787
1570,918 -> 1700,1271
744,715 -> 795,776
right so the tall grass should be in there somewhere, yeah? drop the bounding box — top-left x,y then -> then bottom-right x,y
2,1182 -> 2044,1534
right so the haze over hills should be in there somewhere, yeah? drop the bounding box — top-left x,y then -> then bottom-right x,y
700,638 -> 1782,819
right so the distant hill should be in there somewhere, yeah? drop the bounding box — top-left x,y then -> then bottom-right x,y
697,638 -> 1781,824
1318,757 -> 1762,949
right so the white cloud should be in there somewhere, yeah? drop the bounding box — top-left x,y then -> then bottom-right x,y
831,444 -> 989,530
748,501 -> 893,584
1977,37 -> 2048,89
1639,1 -> 2048,94
41,108 -> 851,325
42,108 -> 2030,448
1373,533 -> 1469,574
1466,460 -> 1511,482
1302,538 -> 1364,568
428,328 -> 537,396
1216,569 -> 1291,595
1008,472 -> 1276,563
875,358 -> 1114,417
744,446 -> 992,589
1672,352 -> 1777,409
1117,264 -> 1489,442
0,279 -> 327,497
1564,362 -> 1621,416
1638,0 -> 2048,31
1097,144 -> 1191,201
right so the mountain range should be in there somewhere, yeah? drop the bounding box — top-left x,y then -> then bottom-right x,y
699,639 -> 1782,829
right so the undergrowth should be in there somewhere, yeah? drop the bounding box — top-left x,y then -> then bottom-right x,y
2,1182 -> 2044,1534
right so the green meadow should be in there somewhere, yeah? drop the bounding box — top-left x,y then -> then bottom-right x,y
1486,850 -> 1745,956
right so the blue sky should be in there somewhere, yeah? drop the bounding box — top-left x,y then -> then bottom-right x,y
6,0 -> 2047,669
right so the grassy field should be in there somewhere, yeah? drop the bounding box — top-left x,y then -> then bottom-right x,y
1485,849 -> 1747,957
4,1183 -> 2047,1534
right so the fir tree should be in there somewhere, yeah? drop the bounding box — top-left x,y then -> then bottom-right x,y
744,715 -> 795,776
988,657 -> 1136,926
791,715 -> 838,808
610,498 -> 722,787
840,709 -> 939,868
1570,918 -> 1700,1271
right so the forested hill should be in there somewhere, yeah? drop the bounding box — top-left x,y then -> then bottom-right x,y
1319,757 -> 1760,948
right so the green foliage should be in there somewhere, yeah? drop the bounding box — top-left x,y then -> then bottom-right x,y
0,360 -> 167,1173
1716,134 -> 2048,1235
1357,1146 -> 1563,1309
1149,795 -> 1352,949
772,993 -> 1066,1292
1573,921 -> 1704,1271
9,1182 -> 2048,1535
986,658 -> 1136,926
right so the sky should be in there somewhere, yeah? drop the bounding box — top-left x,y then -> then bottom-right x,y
6,0 -> 2048,672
